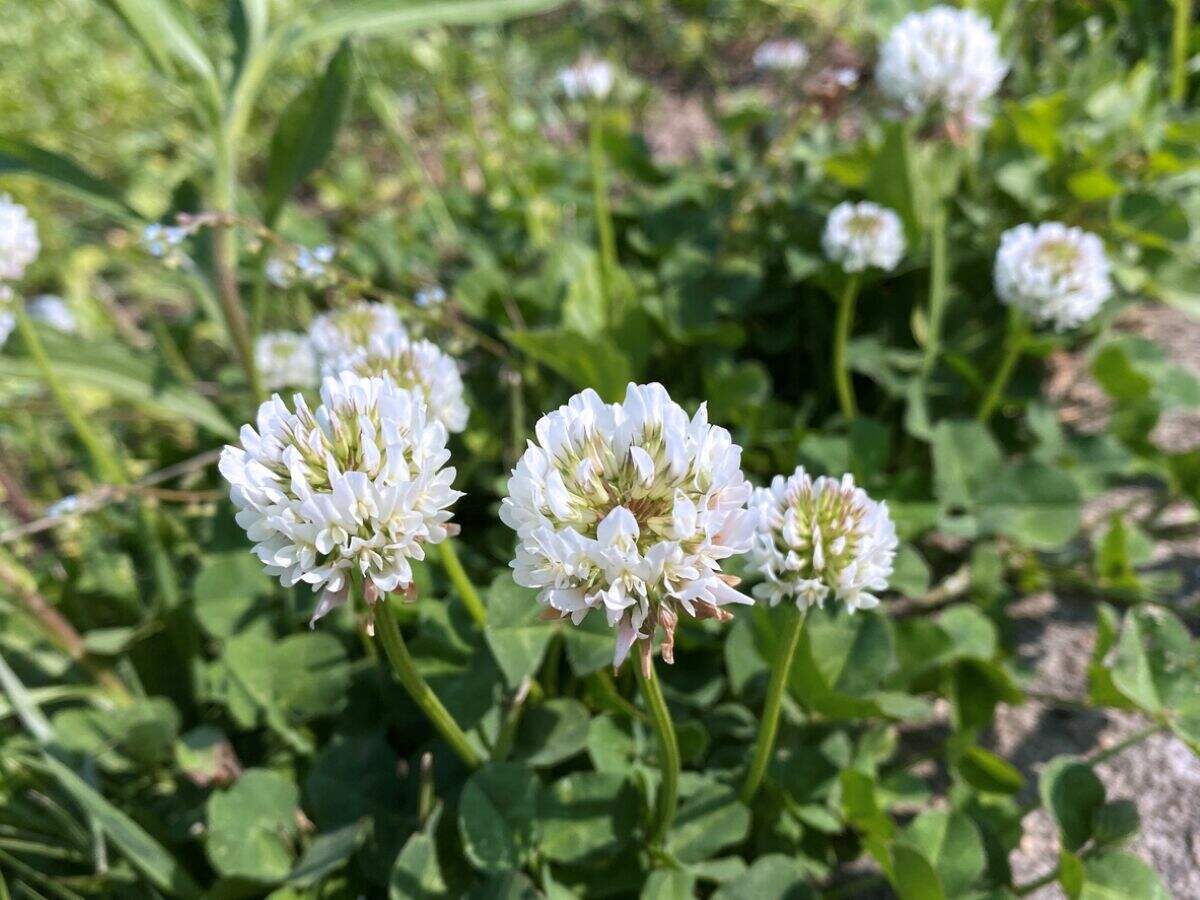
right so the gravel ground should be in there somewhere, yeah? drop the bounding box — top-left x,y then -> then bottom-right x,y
992,305 -> 1200,898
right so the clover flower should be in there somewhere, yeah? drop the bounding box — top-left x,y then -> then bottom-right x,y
28,295 -> 77,333
558,58 -> 615,101
994,222 -> 1113,331
266,244 -> 335,289
307,301 -> 405,362
822,201 -> 906,273
753,39 -> 809,72
254,331 -> 319,391
0,195 -> 39,281
325,331 -> 468,434
219,372 -> 462,625
501,383 -> 757,672
876,6 -> 1007,131
750,468 -> 896,613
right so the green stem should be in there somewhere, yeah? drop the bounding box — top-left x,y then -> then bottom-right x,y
437,540 -> 487,627
1088,722 -> 1165,766
740,607 -> 806,803
921,204 -> 949,375
374,598 -> 481,769
636,660 -> 680,850
1173,0 -> 1193,106
588,107 -> 620,327
832,275 -> 860,421
977,307 -> 1025,423
212,124 -> 263,401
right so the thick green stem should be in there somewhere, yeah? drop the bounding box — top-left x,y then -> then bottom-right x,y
740,607 -> 806,803
977,307 -> 1025,423
636,660 -> 680,849
437,540 -> 487,627
921,204 -> 949,375
374,599 -> 481,769
832,275 -> 860,421
588,108 -> 620,327
1173,0 -> 1194,106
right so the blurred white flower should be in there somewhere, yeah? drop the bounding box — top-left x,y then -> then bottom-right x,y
876,6 -> 1007,131
28,295 -> 77,333
0,195 -> 39,281
219,372 -> 462,624
995,222 -> 1113,331
267,244 -> 335,289
141,223 -> 190,260
753,39 -> 809,72
822,201 -> 906,273
308,301 -> 405,362
415,285 -> 447,309
558,58 -> 615,101
750,467 -> 897,613
255,331 -> 319,391
326,331 -> 468,433
0,286 -> 14,349
501,383 -> 757,672
48,494 -> 82,518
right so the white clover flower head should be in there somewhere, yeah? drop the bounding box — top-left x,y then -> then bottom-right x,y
28,295 -> 77,333
558,57 -> 615,101
753,39 -> 809,72
308,301 -> 405,362
415,285 -> 448,309
750,467 -> 897,613
994,222 -> 1113,331
325,331 -> 468,434
822,201 -> 906,273
0,285 -> 15,349
219,372 -> 462,626
876,6 -> 1007,132
0,195 -> 39,281
255,331 -> 319,391
501,383 -> 757,673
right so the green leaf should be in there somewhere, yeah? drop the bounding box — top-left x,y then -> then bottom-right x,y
506,328 -> 633,401
1079,851 -> 1169,900
1039,757 -> 1105,852
562,611 -> 616,676
957,744 -> 1024,795
902,810 -> 985,896
301,0 -> 569,45
931,421 -> 1002,538
263,40 -> 354,226
288,821 -> 366,886
976,460 -> 1081,549
1060,849 -> 1085,900
641,868 -> 696,900
102,0 -> 220,100
0,332 -> 236,438
666,782 -> 751,864
1091,800 -> 1139,847
889,841 -> 945,900
1110,606 -> 1200,714
390,806 -> 448,899
537,771 -> 637,864
0,138 -> 140,219
40,754 -> 200,897
866,121 -> 922,245
1113,192 -> 1190,248
484,577 -> 554,688
512,698 -> 589,767
458,763 -> 539,873
711,854 -> 814,900
193,550 -> 271,638
206,768 -> 300,882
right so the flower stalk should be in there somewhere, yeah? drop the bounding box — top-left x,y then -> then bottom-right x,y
636,659 -> 680,849
588,107 -> 621,327
374,595 -> 481,769
832,275 -> 860,421
921,203 -> 949,375
438,540 -> 488,627
740,607 -> 806,803
977,306 -> 1026,423
1173,0 -> 1194,106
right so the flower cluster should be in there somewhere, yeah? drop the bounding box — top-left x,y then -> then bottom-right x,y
219,372 -> 462,624
28,295 -> 77,333
753,39 -> 809,72
266,244 -> 335,289
254,331 -> 319,391
415,285 -> 448,309
822,201 -> 906,273
0,195 -> 39,282
141,222 -> 195,266
994,222 -> 1113,331
325,331 -> 468,434
308,301 -> 405,362
876,6 -> 1007,131
558,58 -> 615,101
750,468 -> 896,612
501,383 -> 757,671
